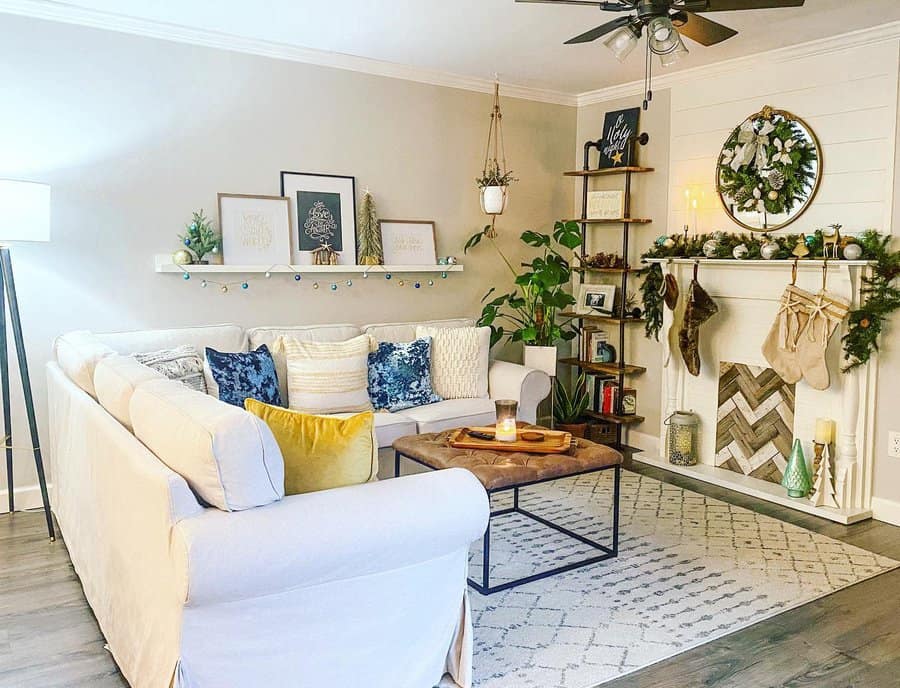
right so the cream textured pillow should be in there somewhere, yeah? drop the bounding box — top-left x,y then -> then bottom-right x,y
415,325 -> 490,400
277,334 -> 373,414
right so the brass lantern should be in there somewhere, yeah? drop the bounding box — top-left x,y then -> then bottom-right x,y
665,410 -> 699,466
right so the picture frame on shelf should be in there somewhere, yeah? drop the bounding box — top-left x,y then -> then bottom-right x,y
587,190 -> 625,220
599,107 -> 640,168
577,284 -> 616,317
379,220 -> 437,265
280,171 -> 357,265
590,331 -> 616,364
217,194 -> 291,266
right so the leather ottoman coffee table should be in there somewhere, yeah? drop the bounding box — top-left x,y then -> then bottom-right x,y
393,426 -> 623,594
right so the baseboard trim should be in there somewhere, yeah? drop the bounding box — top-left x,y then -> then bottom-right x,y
0,484 -> 49,514
872,497 -> 900,526
626,430 -> 659,455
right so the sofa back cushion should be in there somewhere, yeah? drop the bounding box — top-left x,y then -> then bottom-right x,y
362,318 -> 474,344
95,324 -> 248,355
54,331 -> 116,398
93,355 -> 166,430
130,378 -> 284,511
248,325 -> 361,405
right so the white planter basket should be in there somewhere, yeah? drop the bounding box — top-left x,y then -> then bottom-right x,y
523,345 -> 557,377
480,185 -> 508,215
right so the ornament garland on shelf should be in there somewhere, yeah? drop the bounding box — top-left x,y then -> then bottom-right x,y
176,265 -> 451,294
718,111 -> 817,217
637,228 -> 900,371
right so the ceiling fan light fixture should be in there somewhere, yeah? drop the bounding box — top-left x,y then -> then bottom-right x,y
602,24 -> 641,62
659,34 -> 689,66
647,16 -> 679,55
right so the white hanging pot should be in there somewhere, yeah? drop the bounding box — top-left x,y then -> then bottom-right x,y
523,345 -> 557,377
480,185 -> 508,215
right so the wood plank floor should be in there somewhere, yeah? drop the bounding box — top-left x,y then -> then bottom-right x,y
1,456 -> 898,688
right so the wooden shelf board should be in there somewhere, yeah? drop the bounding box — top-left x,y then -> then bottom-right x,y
155,255 -> 463,274
567,217 -> 652,225
585,410 -> 645,426
564,166 -> 654,177
575,266 -> 647,274
559,358 -> 646,376
561,312 -> 645,325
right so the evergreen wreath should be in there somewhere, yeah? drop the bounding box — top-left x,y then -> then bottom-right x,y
639,229 -> 900,372
718,108 -> 818,217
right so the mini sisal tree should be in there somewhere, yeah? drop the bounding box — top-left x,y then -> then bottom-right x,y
357,189 -> 383,265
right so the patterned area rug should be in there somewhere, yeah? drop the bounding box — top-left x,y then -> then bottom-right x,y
467,470 -> 896,688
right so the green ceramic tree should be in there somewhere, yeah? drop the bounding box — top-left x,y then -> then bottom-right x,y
782,439 -> 812,498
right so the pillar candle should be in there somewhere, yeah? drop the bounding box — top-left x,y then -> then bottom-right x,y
814,418 -> 835,445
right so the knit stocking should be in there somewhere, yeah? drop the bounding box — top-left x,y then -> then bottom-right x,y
761,284 -> 814,384
678,278 -> 718,377
795,289 -> 850,390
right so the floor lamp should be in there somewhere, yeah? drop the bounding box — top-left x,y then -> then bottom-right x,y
0,180 -> 54,541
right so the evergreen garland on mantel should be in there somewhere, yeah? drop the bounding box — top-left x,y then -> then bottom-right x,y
638,229 -> 900,371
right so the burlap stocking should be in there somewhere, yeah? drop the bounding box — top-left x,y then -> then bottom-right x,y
795,289 -> 850,390
761,284 -> 814,384
678,278 -> 718,377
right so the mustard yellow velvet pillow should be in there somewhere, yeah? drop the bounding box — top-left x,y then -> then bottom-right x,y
245,399 -> 377,495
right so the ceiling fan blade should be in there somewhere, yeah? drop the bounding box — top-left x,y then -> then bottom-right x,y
515,0 -> 628,8
695,0 -> 804,11
564,17 -> 631,44
676,11 -> 738,46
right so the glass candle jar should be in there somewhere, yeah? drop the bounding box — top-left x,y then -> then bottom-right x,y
495,399 -> 518,442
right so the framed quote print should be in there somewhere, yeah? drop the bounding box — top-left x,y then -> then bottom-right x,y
280,171 -> 357,265
378,220 -> 437,265
217,194 -> 291,266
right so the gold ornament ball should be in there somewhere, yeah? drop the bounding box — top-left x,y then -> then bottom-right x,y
767,190 -> 779,201
172,249 -> 194,265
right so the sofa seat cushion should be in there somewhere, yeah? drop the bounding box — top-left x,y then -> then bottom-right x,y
362,318 -> 474,344
93,354 -> 166,430
398,398 -> 496,435
372,412 -> 419,448
54,331 -> 116,397
246,400 -> 377,495
248,325 -> 361,404
130,378 -> 284,511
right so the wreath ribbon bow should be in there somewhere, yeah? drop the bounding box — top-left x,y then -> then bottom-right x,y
730,119 -> 775,172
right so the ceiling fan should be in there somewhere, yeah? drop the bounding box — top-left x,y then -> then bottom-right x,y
517,0 -> 806,108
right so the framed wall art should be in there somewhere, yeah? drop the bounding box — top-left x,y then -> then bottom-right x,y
587,190 -> 625,220
280,171 -> 357,265
599,107 -> 640,168
217,194 -> 291,266
379,220 -> 437,265
576,283 -> 616,317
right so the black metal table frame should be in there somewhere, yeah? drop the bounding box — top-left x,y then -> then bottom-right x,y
394,451 -> 621,595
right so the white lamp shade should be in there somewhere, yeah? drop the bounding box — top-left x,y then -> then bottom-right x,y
0,180 -> 50,242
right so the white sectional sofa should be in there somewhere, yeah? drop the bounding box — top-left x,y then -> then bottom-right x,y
47,318 -> 551,688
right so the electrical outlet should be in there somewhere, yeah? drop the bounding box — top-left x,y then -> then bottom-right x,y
890,432 -> 900,459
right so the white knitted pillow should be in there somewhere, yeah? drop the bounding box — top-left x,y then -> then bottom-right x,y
277,334 -> 374,414
415,325 -> 490,400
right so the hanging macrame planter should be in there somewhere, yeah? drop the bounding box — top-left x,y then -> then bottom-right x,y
477,81 -> 516,237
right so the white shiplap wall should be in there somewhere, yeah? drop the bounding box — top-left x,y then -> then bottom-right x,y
668,41 -> 899,235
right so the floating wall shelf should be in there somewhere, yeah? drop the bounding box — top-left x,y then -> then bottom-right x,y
154,255 -> 463,274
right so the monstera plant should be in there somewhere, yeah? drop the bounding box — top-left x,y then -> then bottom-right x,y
464,220 -> 582,376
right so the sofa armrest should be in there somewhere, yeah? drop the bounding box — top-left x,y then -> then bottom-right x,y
173,468 -> 488,606
488,360 -> 551,424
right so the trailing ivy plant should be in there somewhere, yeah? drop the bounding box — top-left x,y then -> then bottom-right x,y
641,263 -> 664,341
464,221 -> 582,347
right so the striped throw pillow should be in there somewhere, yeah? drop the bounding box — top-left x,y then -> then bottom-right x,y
133,345 -> 207,394
277,334 -> 373,414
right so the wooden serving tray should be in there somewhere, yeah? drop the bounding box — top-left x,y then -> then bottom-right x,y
449,427 -> 573,454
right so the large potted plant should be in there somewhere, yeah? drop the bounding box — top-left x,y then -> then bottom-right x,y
465,220 -> 582,376
554,373 -> 590,438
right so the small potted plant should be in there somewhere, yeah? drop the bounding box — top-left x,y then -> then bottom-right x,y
178,209 -> 221,264
465,220 -> 582,377
554,373 -> 590,438
476,162 -> 517,216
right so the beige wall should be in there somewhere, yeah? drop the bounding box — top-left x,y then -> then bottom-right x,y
0,14 -> 576,505
574,91 -> 671,444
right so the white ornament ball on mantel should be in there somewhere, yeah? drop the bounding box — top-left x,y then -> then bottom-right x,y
733,243 -> 749,260
760,241 -> 779,260
843,243 -> 863,261
702,239 -> 719,258
767,190 -> 779,202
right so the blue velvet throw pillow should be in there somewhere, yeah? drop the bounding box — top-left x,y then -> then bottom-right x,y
206,344 -> 283,408
368,337 -> 442,412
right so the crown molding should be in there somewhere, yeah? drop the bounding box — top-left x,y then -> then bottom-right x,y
0,0 -> 579,106
576,20 -> 900,107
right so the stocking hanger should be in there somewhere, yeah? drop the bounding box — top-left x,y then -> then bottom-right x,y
822,258 -> 829,290
791,257 -> 799,286
693,259 -> 700,281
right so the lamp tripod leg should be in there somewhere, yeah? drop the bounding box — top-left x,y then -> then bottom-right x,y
0,264 -> 11,513
1,248 -> 54,540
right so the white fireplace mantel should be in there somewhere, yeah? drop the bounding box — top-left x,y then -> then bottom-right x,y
635,258 -> 877,525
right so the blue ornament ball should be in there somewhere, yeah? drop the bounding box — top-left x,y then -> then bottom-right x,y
182,272 -> 190,281
330,283 -> 337,291
441,272 -> 448,279
183,238 -> 191,246
241,282 -> 248,290
805,235 -> 816,247
294,274 -> 302,281
414,282 -> 421,289
385,273 -> 392,280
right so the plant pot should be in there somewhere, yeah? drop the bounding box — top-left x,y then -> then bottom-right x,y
523,345 -> 557,377
557,422 -> 588,438
480,185 -> 508,215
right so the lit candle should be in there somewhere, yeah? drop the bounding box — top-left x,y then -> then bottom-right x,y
814,418 -> 835,445
495,399 -> 518,442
